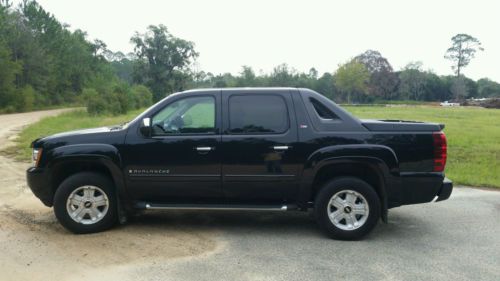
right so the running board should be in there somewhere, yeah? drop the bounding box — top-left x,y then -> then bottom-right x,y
135,202 -> 297,211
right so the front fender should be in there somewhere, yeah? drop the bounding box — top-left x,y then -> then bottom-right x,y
48,144 -> 121,165
45,144 -> 129,207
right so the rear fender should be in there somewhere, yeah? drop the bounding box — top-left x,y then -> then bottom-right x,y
299,144 -> 399,221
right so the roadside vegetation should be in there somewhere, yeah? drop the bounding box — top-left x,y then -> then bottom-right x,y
1,1 -> 500,116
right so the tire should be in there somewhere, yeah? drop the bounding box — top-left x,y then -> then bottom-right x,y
54,172 -> 118,234
314,177 -> 380,240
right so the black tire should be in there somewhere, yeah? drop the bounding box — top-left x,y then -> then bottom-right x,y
314,177 -> 380,240
54,172 -> 118,234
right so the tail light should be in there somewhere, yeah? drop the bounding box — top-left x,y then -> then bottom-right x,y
432,132 -> 447,172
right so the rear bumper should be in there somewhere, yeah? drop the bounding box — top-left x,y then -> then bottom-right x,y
26,167 -> 53,207
435,177 -> 453,202
392,173 -> 453,207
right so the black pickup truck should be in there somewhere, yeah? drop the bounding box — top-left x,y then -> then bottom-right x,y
27,88 -> 452,240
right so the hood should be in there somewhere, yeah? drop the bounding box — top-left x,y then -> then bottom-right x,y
43,126 -> 113,139
32,125 -> 126,149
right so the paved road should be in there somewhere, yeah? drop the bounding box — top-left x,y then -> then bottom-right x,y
117,187 -> 500,281
0,110 -> 498,281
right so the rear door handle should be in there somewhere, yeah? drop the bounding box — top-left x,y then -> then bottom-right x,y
273,146 -> 290,151
195,146 -> 214,152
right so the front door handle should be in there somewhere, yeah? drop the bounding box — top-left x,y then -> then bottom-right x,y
273,146 -> 290,151
195,146 -> 214,152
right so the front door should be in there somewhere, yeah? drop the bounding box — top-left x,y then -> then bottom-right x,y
124,93 -> 222,203
221,90 -> 301,204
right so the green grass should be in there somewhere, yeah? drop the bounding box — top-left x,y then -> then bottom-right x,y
345,105 -> 500,188
6,105 -> 500,188
5,109 -> 143,162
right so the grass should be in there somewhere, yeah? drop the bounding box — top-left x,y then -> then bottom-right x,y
5,105 -> 500,188
346,105 -> 500,188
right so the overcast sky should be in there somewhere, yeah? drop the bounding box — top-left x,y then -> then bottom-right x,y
23,0 -> 500,81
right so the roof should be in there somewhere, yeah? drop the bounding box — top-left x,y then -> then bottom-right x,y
179,87 -> 300,95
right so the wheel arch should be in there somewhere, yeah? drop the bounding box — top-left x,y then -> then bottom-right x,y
299,144 -> 399,222
310,159 -> 389,222
45,144 -> 129,208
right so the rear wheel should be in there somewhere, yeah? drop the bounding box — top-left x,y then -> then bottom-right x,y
314,177 -> 380,240
54,172 -> 118,234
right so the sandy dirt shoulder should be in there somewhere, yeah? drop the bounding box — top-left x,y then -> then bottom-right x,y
0,109 -> 217,281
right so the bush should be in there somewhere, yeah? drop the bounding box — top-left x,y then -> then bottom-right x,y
114,82 -> 134,114
14,86 -> 36,112
84,83 -> 153,116
83,88 -> 107,115
130,85 -> 153,109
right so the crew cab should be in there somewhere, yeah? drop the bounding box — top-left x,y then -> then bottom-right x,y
27,88 -> 453,240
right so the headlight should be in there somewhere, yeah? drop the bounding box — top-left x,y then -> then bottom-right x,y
32,148 -> 42,167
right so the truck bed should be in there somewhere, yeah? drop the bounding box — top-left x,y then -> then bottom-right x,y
361,119 -> 444,132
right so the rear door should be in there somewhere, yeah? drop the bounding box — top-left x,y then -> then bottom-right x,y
221,89 -> 301,204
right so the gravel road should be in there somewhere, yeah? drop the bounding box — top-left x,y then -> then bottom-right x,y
0,110 -> 498,281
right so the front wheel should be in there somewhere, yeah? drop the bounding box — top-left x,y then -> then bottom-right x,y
314,177 -> 380,240
54,172 -> 118,234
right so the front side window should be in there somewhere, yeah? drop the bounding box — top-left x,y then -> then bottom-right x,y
152,96 -> 215,135
229,95 -> 289,134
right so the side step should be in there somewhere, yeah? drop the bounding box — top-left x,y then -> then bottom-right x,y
135,202 -> 297,211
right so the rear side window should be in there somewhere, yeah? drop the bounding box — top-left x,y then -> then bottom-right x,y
310,98 -> 339,119
229,95 -> 289,134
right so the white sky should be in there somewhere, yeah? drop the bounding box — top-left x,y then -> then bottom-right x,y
20,0 -> 500,81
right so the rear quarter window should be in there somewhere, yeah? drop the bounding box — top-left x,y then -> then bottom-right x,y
310,98 -> 339,119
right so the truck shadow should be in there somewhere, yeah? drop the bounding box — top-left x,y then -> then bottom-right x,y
125,209 -> 430,241
5,204 -> 432,243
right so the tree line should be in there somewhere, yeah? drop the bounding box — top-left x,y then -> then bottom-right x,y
1,0 -> 499,115
0,0 -> 152,114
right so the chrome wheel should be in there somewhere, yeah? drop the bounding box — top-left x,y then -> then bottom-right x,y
66,185 -> 109,225
327,189 -> 369,231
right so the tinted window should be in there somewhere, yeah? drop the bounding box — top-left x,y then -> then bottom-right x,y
310,98 -> 339,119
229,95 -> 289,134
152,96 -> 215,135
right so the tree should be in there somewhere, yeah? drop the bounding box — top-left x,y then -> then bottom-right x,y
333,60 -> 370,103
450,77 -> 468,100
308,67 -> 318,80
236,66 -> 257,86
315,73 -> 336,101
477,78 -> 500,98
131,25 -> 198,101
421,72 -> 450,101
398,62 -> 426,101
0,41 -> 21,108
354,50 -> 399,100
445,34 -> 484,77
110,57 -> 134,84
268,63 -> 296,86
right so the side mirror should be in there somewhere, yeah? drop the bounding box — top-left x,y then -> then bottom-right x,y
140,117 -> 152,137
